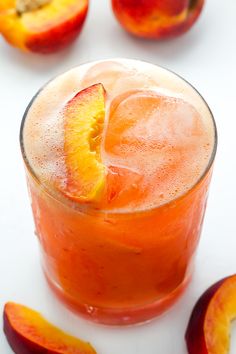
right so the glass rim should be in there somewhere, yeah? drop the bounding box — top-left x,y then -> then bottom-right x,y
20,59 -> 218,216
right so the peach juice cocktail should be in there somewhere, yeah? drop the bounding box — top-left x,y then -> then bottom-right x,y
20,59 -> 217,325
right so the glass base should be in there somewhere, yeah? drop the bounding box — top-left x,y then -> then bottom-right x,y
45,272 -> 191,326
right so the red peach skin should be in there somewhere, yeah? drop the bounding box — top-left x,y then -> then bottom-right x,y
111,0 -> 205,39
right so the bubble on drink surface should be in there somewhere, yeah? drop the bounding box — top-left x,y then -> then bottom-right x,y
23,59 -> 215,211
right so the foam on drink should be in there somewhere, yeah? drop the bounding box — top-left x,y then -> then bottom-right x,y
23,59 -> 215,212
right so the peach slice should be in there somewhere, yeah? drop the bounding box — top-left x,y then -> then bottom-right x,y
185,274 -> 236,354
111,0 -> 205,39
3,302 -> 97,353
0,0 -> 88,53
61,83 -> 106,203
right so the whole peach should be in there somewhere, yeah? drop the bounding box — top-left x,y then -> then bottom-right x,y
111,0 -> 205,39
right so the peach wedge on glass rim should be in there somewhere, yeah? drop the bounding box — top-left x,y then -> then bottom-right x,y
111,0 -> 205,39
3,302 -> 97,354
60,83 -> 106,203
0,0 -> 88,53
185,274 -> 236,354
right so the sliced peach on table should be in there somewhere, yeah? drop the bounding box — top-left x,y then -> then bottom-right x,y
185,274 -> 236,354
111,0 -> 205,39
61,83 -> 106,203
0,0 -> 88,53
3,302 -> 97,354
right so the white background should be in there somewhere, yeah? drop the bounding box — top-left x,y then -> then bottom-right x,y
0,0 -> 236,353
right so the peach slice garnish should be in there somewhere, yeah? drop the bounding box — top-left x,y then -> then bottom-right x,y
185,274 -> 236,354
62,83 -> 106,203
0,0 -> 88,53
3,302 -> 97,354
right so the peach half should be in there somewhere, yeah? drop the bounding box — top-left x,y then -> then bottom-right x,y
185,274 -> 236,354
0,0 -> 88,53
3,302 -> 97,353
111,0 -> 205,39
60,83 -> 106,203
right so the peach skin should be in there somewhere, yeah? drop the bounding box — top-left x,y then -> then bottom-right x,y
3,302 -> 97,354
185,274 -> 236,354
0,0 -> 88,53
111,0 -> 205,39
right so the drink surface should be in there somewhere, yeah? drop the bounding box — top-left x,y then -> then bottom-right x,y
23,59 -> 215,212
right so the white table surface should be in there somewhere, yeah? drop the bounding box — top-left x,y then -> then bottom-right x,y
1,0 -> 236,353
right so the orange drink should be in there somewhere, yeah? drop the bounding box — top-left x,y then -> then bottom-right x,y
20,59 -> 217,325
